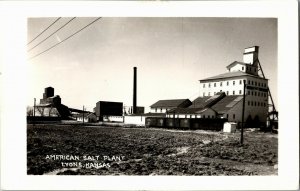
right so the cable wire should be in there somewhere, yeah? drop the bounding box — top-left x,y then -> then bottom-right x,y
27,17 -> 61,45
28,17 -> 76,52
28,17 -> 101,60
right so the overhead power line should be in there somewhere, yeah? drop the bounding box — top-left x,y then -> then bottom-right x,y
27,17 -> 61,45
28,17 -> 102,60
28,17 -> 76,52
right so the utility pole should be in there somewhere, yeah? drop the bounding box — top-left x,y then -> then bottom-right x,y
33,98 -> 36,117
241,80 -> 246,145
83,105 -> 84,125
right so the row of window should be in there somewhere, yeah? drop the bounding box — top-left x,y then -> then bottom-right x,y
172,114 -> 215,119
168,113 -> 238,120
248,101 -> 267,107
203,90 -> 267,97
203,80 -> 267,88
244,66 -> 257,73
248,90 -> 267,97
175,114 -> 236,120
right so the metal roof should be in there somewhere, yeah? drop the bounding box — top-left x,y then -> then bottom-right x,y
168,107 -> 203,114
189,92 -> 226,109
168,107 -> 216,114
226,61 -> 248,69
199,71 -> 267,82
150,99 -> 191,108
211,95 -> 244,114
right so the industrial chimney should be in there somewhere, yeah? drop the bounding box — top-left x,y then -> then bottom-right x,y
133,67 -> 137,114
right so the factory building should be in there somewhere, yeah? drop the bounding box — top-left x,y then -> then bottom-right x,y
150,99 -> 192,113
34,87 -> 71,119
94,101 -> 123,121
74,112 -> 97,123
166,46 -> 269,125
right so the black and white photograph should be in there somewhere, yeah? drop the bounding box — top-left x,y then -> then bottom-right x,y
26,17 -> 279,176
0,1 -> 298,190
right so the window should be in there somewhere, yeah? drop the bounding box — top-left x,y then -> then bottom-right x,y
248,101 -> 250,106
255,81 -> 257,86
258,102 -> 260,106
212,115 -> 215,119
251,91 -> 253,96
208,83 -> 211,88
240,80 -> 242,84
203,92 -> 205,96
254,91 -> 257,96
220,82 -> 222,87
220,90 -> 222,92
233,91 -> 235,95
239,90 -> 242,94
248,80 -> 250,84
208,115 -> 210,119
233,114 -> 235,119
252,81 -> 254,85
208,92 -> 210,96
214,92 -> 216,95
203,115 -> 205,118
254,101 -> 256,106
248,91 -> 250,95
242,66 -> 244,71
264,103 -> 266,107
246,66 -> 248,71
250,68 -> 252,71
233,81 -> 235,85
226,91 -> 229,95
214,83 -> 216,87
254,68 -> 256,72
258,92 -> 260,96
155,108 -> 157,112
258,82 -> 260,87
251,101 -> 253,106
227,81 -> 229,86
226,114 -> 229,118
203,84 -> 205,88
160,108 -> 162,112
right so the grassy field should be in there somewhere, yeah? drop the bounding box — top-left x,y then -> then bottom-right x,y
27,124 -> 278,175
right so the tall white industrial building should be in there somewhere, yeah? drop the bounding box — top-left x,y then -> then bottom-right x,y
198,46 -> 268,123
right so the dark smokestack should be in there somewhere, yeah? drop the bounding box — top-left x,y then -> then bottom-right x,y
133,67 -> 137,114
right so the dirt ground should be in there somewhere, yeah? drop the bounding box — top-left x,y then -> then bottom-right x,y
27,124 -> 278,175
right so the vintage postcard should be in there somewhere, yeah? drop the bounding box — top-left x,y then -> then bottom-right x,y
1,1 -> 299,190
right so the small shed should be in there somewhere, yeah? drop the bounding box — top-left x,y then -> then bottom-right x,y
86,113 -> 97,123
223,122 -> 237,133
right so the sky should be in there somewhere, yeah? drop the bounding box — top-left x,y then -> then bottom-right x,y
27,17 -> 277,112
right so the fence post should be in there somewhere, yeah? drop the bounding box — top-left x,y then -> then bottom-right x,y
241,80 -> 246,145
